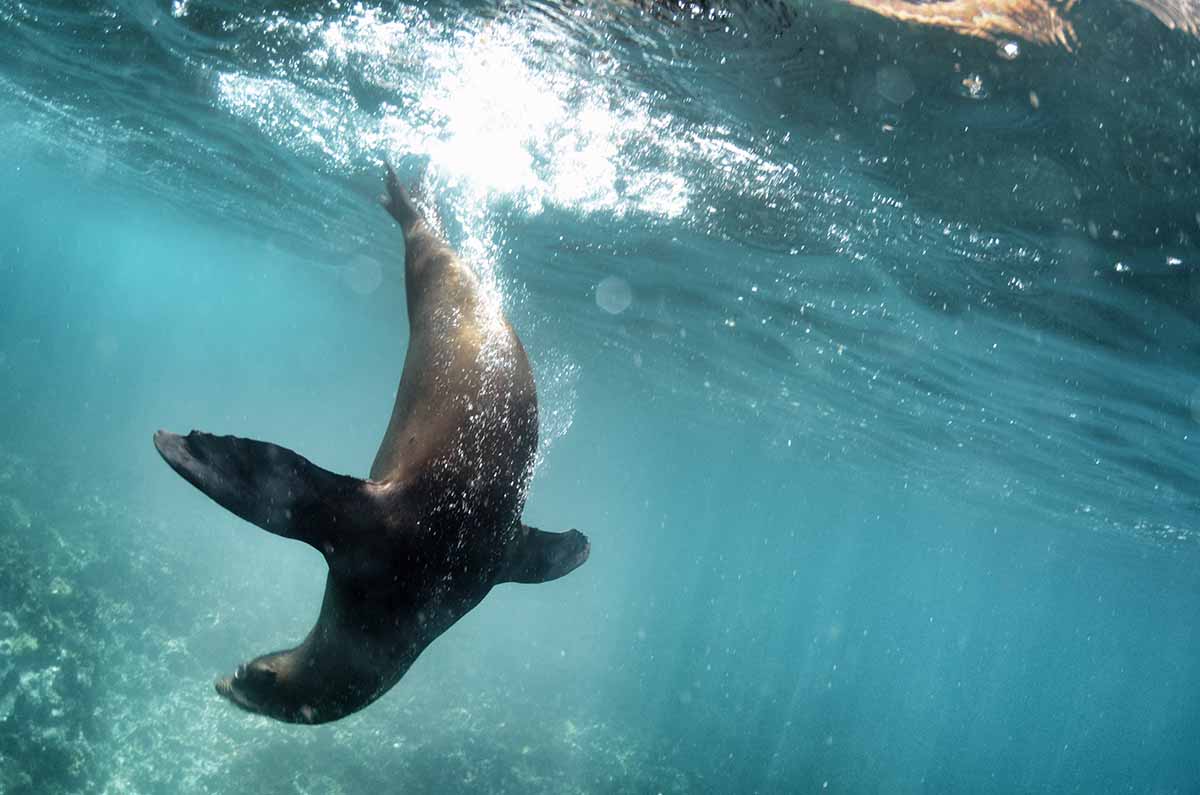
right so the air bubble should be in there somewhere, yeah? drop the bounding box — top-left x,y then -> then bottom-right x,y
344,256 -> 383,295
95,335 -> 119,359
875,65 -> 915,105
595,276 -> 632,314
83,147 -> 109,182
960,74 -> 987,100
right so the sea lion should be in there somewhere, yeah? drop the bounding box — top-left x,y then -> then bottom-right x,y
638,0 -> 1200,49
153,165 -> 590,725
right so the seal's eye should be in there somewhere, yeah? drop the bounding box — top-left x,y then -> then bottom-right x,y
249,666 -> 278,686
235,664 -> 278,695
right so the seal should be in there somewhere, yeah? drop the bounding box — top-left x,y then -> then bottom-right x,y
153,165 -> 590,725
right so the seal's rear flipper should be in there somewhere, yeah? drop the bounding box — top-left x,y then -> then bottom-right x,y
380,161 -> 423,232
498,524 -> 590,585
153,430 -> 374,551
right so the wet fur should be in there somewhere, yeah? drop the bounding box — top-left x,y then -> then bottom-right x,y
155,166 -> 588,724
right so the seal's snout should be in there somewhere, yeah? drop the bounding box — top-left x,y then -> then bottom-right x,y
216,671 -> 263,715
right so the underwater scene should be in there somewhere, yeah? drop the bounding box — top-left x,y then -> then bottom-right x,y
2,0 -> 1199,792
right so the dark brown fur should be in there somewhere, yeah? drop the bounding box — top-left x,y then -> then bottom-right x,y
153,166 -> 588,724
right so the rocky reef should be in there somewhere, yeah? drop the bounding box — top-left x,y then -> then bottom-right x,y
0,448 -> 696,794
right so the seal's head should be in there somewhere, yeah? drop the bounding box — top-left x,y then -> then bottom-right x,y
215,655 -> 319,724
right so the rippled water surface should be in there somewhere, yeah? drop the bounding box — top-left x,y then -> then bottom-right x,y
1,1 -> 1199,793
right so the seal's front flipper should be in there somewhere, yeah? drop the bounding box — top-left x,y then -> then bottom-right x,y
498,524 -> 590,585
153,430 -> 375,551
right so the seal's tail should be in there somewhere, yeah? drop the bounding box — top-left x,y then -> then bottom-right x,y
153,430 -> 374,553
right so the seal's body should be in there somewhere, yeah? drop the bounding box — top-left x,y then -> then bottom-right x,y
154,166 -> 589,725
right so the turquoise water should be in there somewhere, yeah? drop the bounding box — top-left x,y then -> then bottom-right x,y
2,0 -> 1199,792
